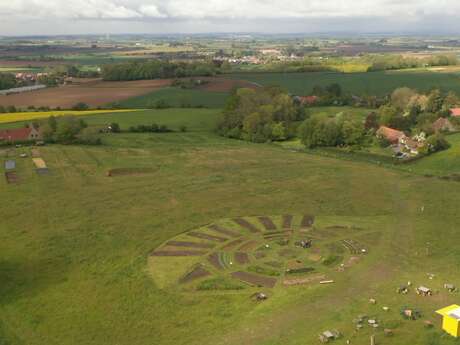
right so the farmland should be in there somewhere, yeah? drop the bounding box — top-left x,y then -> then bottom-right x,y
0,109 -> 143,125
231,70 -> 460,96
0,79 -> 172,108
1,104 -> 460,345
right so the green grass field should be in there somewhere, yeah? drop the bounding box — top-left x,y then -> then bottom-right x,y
1,107 -> 460,345
230,70 -> 460,96
0,108 -> 221,132
405,133 -> 460,176
116,87 -> 230,109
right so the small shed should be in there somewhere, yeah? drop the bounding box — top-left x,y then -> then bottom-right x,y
5,160 -> 15,170
436,305 -> 460,338
416,286 -> 433,296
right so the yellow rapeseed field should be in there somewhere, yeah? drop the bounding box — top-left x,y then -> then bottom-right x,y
0,109 -> 143,124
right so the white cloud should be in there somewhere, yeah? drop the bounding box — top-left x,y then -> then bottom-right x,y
1,0 -> 460,35
1,0 -> 460,20
138,4 -> 166,18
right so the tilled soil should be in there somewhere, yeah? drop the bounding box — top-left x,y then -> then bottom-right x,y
208,252 -> 224,270
257,216 -> 277,231
178,265 -> 211,284
282,214 -> 293,229
151,250 -> 207,257
208,224 -> 241,238
233,218 -> 261,233
231,271 -> 277,288
166,241 -> 215,249
300,215 -> 315,228
234,252 -> 250,265
187,231 -> 228,243
5,171 -> 18,184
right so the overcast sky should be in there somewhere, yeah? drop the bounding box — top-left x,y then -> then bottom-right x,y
1,0 -> 460,36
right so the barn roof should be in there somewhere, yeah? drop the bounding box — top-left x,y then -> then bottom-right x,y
0,128 -> 32,142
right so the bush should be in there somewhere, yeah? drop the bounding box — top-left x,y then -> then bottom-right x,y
425,133 -> 450,153
72,102 -> 89,111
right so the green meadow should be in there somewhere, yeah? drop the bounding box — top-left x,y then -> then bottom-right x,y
1,107 -> 460,345
116,87 -> 230,109
231,70 -> 460,96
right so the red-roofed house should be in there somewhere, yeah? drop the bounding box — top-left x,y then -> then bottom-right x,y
433,117 -> 456,133
450,108 -> 460,117
376,126 -> 406,144
0,127 -> 41,143
297,95 -> 319,105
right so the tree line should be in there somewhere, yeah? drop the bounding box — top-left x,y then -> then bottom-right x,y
101,61 -> 220,81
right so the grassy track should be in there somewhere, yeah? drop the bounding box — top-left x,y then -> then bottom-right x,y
230,70 -> 460,96
1,107 -> 460,345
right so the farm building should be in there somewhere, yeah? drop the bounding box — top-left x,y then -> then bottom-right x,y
436,305 -> 460,337
450,108 -> 460,117
376,126 -> 406,144
296,95 -> 319,106
433,117 -> 456,133
0,127 -> 42,143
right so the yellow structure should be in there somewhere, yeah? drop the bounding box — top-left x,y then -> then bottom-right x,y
436,304 -> 460,337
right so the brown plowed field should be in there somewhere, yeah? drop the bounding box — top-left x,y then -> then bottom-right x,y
208,224 -> 241,238
257,216 -> 277,231
301,215 -> 315,228
187,231 -> 228,243
178,266 -> 211,284
166,241 -> 215,249
233,218 -> 261,233
151,250 -> 207,257
282,215 -> 293,229
234,252 -> 250,265
0,79 -> 172,108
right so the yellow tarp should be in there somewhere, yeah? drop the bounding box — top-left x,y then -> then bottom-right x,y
436,305 -> 460,316
32,158 -> 47,169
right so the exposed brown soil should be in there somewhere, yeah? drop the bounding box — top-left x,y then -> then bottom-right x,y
263,231 -> 292,240
221,239 -> 244,250
208,253 -> 224,270
178,265 -> 211,284
283,274 -> 326,286
233,218 -> 261,233
234,252 -> 250,265
166,241 -> 215,249
151,250 -> 207,257
282,215 -> 293,229
300,215 -> 315,228
5,171 -> 18,184
231,271 -> 277,288
107,167 -> 157,177
254,252 -> 267,259
0,79 -> 172,108
239,240 -> 260,252
31,148 -> 40,158
208,224 -> 241,238
257,216 -> 277,231
187,231 -> 228,243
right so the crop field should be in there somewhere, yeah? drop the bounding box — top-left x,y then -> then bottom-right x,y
1,105 -> 460,345
117,87 -> 229,108
116,78 -> 258,109
0,109 -> 221,132
0,79 -> 172,109
0,109 -> 143,125
230,70 -> 460,96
